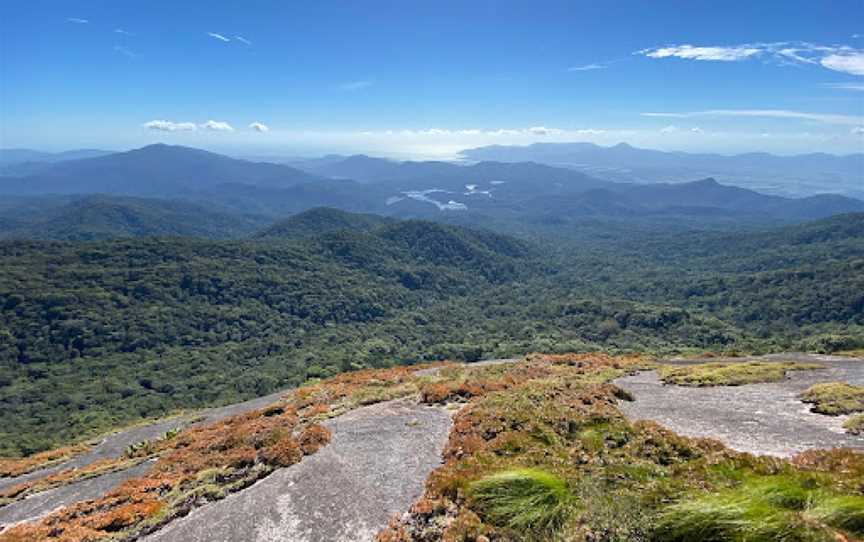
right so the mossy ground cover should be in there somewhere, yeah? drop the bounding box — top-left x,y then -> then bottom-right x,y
0,362 -> 446,542
844,414 -> 864,435
659,361 -> 824,387
801,382 -> 864,415
378,353 -> 864,542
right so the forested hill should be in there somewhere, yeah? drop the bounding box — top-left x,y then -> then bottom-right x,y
0,195 -> 269,240
256,207 -> 393,238
0,219 -> 534,454
1,211 -> 863,455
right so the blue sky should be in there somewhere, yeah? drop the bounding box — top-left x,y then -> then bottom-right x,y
1,0 -> 863,158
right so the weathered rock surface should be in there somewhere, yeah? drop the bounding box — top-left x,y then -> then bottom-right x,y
142,398 -> 452,542
616,353 -> 864,457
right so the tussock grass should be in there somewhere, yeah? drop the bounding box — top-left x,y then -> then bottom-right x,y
810,495 -> 864,535
467,468 -> 573,538
659,361 -> 823,387
801,382 -> 864,415
655,475 -> 864,542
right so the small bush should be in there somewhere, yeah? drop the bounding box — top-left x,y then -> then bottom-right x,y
467,468 -> 573,538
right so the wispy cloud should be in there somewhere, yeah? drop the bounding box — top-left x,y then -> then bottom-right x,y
235,36 -> 252,45
642,109 -> 864,126
338,80 -> 373,91
851,126 -> 864,135
823,82 -> 864,91
207,32 -> 231,42
67,17 -> 89,24
249,122 -> 269,133
638,42 -> 864,75
642,44 -> 760,61
143,120 -> 197,132
201,120 -> 234,131
567,63 -> 605,72
113,46 -> 136,59
114,28 -> 133,36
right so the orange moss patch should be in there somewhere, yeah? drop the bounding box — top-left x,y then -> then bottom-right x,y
0,442 -> 93,479
298,424 -> 332,455
259,437 -> 304,467
0,456 -> 148,502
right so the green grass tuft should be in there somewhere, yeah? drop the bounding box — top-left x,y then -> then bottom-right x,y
654,475 -> 863,542
659,361 -> 823,387
809,495 -> 864,536
468,467 -> 573,538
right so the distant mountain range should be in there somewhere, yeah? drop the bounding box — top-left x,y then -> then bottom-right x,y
459,142 -> 864,199
0,148 -> 114,164
0,143 -> 861,241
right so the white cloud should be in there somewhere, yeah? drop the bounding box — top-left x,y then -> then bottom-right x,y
249,122 -> 269,132
67,17 -> 89,24
235,36 -> 252,45
207,32 -> 231,42
639,42 -> 864,75
852,126 -> 864,136
567,63 -> 605,72
660,125 -> 678,133
690,127 -> 703,133
642,109 -> 863,126
201,120 -> 234,131
115,28 -> 133,35
643,44 -> 760,61
339,80 -> 373,91
820,53 -> 864,76
143,120 -> 197,132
